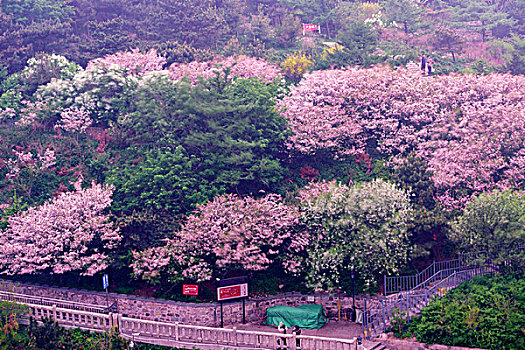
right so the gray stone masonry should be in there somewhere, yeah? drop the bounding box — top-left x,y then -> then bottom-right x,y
1,279 -> 364,327
376,334 -> 487,350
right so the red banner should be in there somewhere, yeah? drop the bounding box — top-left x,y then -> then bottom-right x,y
217,283 -> 248,301
183,284 -> 199,296
303,24 -> 318,32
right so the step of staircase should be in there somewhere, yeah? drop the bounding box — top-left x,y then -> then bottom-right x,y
364,339 -> 391,350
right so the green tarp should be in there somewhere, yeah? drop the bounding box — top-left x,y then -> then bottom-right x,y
266,304 -> 328,329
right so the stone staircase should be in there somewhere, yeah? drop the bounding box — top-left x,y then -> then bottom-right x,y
365,340 -> 390,350
406,61 -> 421,74
362,263 -> 499,340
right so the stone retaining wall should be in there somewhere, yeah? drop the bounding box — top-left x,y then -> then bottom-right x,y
1,279 -> 363,327
377,334 -> 486,350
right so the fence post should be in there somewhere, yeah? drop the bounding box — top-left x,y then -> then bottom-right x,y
384,275 -> 386,296
52,304 -> 57,321
232,327 -> 238,346
381,300 -> 386,333
111,313 -> 119,330
175,322 -> 180,341
363,298 -> 367,339
405,295 -> 409,322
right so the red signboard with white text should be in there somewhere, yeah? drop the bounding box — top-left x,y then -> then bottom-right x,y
217,283 -> 248,301
183,284 -> 199,296
303,24 -> 318,32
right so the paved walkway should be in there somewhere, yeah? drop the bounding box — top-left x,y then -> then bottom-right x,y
226,320 -> 363,340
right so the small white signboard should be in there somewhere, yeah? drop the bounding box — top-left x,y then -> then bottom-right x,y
102,274 -> 109,290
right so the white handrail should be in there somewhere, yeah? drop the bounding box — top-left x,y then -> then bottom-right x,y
0,289 -> 107,312
7,299 -> 358,350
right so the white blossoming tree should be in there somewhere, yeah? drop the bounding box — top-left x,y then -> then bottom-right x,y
288,179 -> 413,291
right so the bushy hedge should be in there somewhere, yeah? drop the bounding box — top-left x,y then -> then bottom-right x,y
0,312 -> 193,350
408,273 -> 525,350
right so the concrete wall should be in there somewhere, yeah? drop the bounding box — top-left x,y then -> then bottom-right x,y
1,279 -> 363,327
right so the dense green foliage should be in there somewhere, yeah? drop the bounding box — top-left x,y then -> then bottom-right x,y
2,0 -> 525,73
108,73 -> 288,216
408,274 -> 525,350
450,190 -> 525,268
0,310 -> 187,350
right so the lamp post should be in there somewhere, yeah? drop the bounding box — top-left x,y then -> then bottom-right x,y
351,266 -> 356,322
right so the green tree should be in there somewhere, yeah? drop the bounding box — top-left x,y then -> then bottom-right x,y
1,0 -> 73,24
446,0 -> 516,41
112,72 -> 288,215
450,190 -> 525,267
409,274 -> 525,350
0,300 -> 28,349
432,27 -> 464,62
502,0 -> 525,35
107,146 -> 218,217
280,0 -> 339,38
337,20 -> 379,66
383,0 -> 424,41
507,34 -> 525,74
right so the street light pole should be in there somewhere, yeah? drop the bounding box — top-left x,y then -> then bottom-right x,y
351,266 -> 356,322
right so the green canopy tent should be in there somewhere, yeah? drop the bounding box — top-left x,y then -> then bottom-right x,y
266,304 -> 328,329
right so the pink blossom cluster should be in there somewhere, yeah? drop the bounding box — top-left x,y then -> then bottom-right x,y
280,66 -> 525,208
0,182 -> 121,276
0,107 -> 16,119
14,100 -> 47,127
87,49 -> 167,76
55,106 -> 93,133
168,55 -> 282,85
132,193 -> 299,283
297,179 -> 337,203
5,147 -> 56,179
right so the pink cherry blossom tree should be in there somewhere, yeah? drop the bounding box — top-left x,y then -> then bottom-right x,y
87,49 -> 167,76
0,182 -> 121,276
279,66 -> 525,209
4,146 -> 56,198
131,193 -> 299,283
168,55 -> 282,85
55,106 -> 93,133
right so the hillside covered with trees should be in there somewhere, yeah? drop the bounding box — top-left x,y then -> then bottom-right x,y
0,0 -> 524,299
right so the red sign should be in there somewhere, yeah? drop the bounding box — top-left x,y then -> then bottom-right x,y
217,283 -> 248,301
183,284 -> 199,296
303,24 -> 318,32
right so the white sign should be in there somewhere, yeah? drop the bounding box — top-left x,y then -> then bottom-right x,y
102,274 -> 109,290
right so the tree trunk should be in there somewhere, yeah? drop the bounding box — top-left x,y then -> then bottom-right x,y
404,21 -> 409,45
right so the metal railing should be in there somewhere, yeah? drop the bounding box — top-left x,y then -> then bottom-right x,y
384,258 -> 461,295
384,245 -> 524,295
363,265 -> 494,340
0,289 -> 108,314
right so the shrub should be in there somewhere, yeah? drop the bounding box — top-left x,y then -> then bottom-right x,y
409,274 -> 525,350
